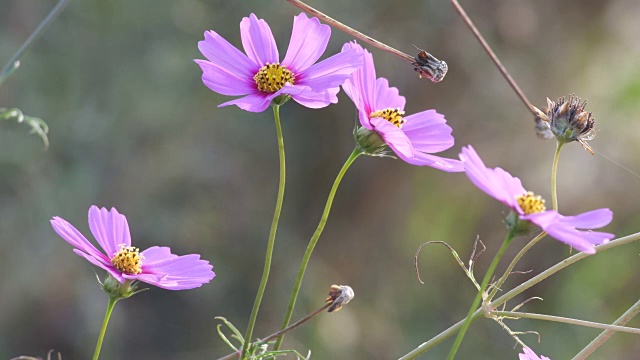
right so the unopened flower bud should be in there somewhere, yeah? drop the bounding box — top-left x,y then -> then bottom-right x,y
354,126 -> 388,156
101,275 -> 141,300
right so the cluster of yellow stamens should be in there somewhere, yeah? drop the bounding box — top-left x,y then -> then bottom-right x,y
516,191 -> 546,214
370,108 -> 406,128
253,62 -> 295,92
111,245 -> 143,274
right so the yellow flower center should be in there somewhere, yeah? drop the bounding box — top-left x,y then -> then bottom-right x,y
516,191 -> 546,214
370,108 -> 406,128
111,245 -> 143,274
253,63 -> 295,92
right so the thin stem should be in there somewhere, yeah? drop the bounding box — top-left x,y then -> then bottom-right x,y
447,230 -> 515,360
399,313 -> 483,360
92,297 -> 118,360
217,303 -> 332,360
241,105 -> 286,358
286,0 -> 414,62
551,140 -> 564,211
493,232 -> 640,309
488,232 -> 547,300
261,303 -> 331,344
399,232 -> 640,359
0,0 -> 71,86
573,298 -> 640,360
494,311 -> 640,335
273,148 -> 362,351
448,0 -> 535,115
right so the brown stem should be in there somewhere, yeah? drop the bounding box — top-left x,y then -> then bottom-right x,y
216,303 -> 332,360
448,0 -> 536,115
261,303 -> 332,343
286,0 -> 414,62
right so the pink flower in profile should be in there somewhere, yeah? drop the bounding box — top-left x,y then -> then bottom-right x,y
196,13 -> 363,112
50,206 -> 215,290
460,145 -> 614,254
519,346 -> 550,360
340,41 -> 463,172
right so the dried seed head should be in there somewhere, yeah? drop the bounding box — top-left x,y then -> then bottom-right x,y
534,94 -> 597,154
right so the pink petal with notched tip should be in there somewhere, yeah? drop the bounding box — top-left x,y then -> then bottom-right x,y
240,14 -> 279,68
282,13 -> 331,73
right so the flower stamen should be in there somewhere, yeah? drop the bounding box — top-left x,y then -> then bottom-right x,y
370,108 -> 406,128
111,245 -> 143,274
516,191 -> 546,214
254,62 -> 295,93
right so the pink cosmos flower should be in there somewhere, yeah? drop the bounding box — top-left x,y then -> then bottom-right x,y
340,41 -> 463,172
460,145 -> 614,254
519,346 -> 550,360
196,13 -> 363,112
50,206 -> 215,290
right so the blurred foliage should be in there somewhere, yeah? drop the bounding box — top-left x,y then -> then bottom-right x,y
0,107 -> 49,148
1,0 -> 639,359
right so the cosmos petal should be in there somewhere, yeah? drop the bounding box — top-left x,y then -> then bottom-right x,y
240,14 -> 279,67
403,110 -> 455,153
195,60 -> 256,96
370,117 -> 414,158
297,47 -> 363,92
198,30 -> 256,77
88,206 -> 131,258
282,13 -> 331,73
50,216 -> 109,262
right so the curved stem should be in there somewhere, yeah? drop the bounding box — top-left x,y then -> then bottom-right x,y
448,0 -> 535,115
487,232 -> 547,300
399,231 -> 640,359
273,148 -> 362,351
493,232 -> 640,308
494,311 -> 640,335
573,298 -> 640,360
92,297 -> 118,360
241,105 -> 286,358
551,140 -> 564,211
446,230 -> 515,360
0,0 -> 71,86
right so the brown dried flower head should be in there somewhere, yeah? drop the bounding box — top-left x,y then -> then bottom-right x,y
326,285 -> 355,312
533,95 -> 597,154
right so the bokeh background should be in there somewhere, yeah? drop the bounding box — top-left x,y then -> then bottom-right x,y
1,0 -> 640,359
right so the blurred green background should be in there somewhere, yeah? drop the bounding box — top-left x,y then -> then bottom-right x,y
1,0 -> 639,359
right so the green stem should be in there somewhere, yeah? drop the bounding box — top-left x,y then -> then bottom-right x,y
92,297 -> 118,360
487,232 -> 547,300
573,298 -> 640,360
399,312 -> 483,360
492,232 -> 640,310
446,230 -> 515,360
494,310 -> 640,335
0,0 -> 71,86
399,232 -> 640,359
551,140 -> 564,211
273,147 -> 362,351
241,105 -> 286,358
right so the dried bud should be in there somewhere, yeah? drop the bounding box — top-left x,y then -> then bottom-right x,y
533,95 -> 596,154
411,46 -> 448,83
326,285 -> 355,312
